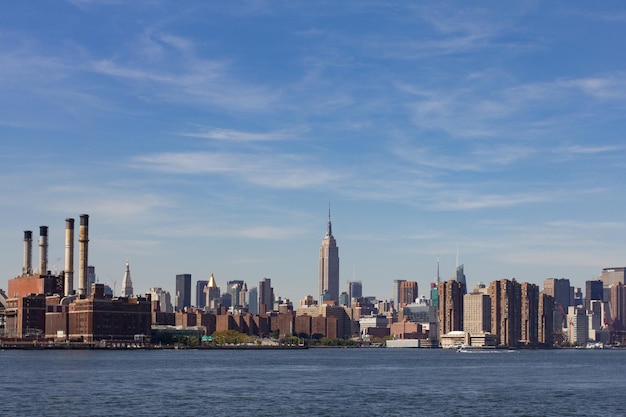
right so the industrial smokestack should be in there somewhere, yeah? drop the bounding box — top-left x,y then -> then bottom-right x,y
39,226 -> 48,275
64,218 -> 75,296
78,214 -> 89,296
23,230 -> 33,275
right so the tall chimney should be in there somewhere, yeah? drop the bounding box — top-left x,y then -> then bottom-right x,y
78,214 -> 89,296
64,218 -> 75,296
39,226 -> 48,275
23,230 -> 33,275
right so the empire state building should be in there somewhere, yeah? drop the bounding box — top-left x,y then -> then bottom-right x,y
319,210 -> 339,302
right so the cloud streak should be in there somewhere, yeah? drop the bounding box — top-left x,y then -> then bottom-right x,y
131,150 -> 342,189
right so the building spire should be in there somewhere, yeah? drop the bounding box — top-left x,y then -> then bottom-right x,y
121,260 -> 133,297
326,203 -> 333,238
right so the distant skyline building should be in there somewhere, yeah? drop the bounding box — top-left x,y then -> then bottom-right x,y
339,292 -> 350,307
204,273 -> 220,310
347,281 -> 362,302
463,292 -> 491,335
227,280 -> 246,308
489,279 -> 521,347
543,278 -> 571,330
175,273 -> 191,311
147,287 -> 173,313
248,287 -> 258,315
196,280 -> 208,309
609,283 -> 625,331
87,266 -> 96,296
599,267 -> 626,287
585,280 -> 603,309
438,279 -> 464,338
453,264 -> 467,294
538,292 -> 555,347
120,261 -> 133,297
520,282 -> 539,346
399,281 -> 418,308
393,279 -> 406,309
319,209 -> 339,303
259,277 -> 274,314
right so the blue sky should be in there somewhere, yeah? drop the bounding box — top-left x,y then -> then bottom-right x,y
1,1 -> 625,303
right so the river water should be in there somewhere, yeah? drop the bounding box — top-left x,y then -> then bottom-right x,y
0,348 -> 624,416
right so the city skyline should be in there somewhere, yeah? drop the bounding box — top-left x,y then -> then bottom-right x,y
1,2 -> 626,302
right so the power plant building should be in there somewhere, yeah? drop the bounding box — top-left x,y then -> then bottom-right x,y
65,283 -> 151,342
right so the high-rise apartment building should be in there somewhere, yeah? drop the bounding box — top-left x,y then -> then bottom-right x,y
463,292 -> 491,335
520,282 -> 539,346
319,211 -> 339,302
538,292 -> 554,347
399,281 -> 418,308
259,277 -> 274,314
438,279 -> 464,338
175,273 -> 191,311
489,279 -> 521,347
195,280 -> 208,309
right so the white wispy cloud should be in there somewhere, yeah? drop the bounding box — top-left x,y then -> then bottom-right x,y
432,192 -> 548,211
559,144 -> 626,155
391,142 -> 535,172
131,151 -> 342,189
180,126 -> 305,142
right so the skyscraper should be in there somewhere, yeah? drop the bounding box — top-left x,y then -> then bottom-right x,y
585,280 -> 603,309
400,281 -> 418,308
318,210 -> 339,303
538,292 -> 554,347
204,273 -> 220,310
453,264 -> 467,294
347,281 -> 362,302
175,273 -> 191,311
520,282 -> 539,346
259,277 -> 274,314
489,279 -> 521,347
248,287 -> 258,315
393,279 -> 406,309
227,280 -> 246,308
463,292 -> 491,335
120,261 -> 133,297
147,287 -> 173,313
543,278 -> 571,330
438,279 -> 464,338
87,266 -> 96,296
196,280 -> 208,309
